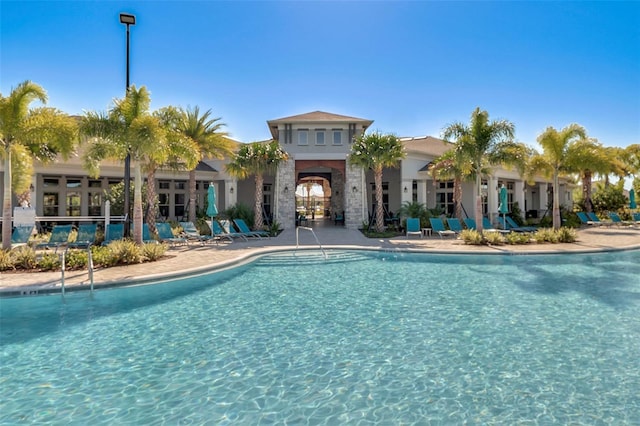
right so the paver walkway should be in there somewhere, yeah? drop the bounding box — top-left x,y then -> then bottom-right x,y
1,223 -> 639,294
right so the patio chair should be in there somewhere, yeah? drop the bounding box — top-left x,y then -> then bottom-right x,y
483,217 -> 510,234
234,218 -> 270,239
35,224 -> 72,251
405,218 -> 422,239
607,212 -> 633,226
102,223 -> 124,246
576,211 -> 601,226
429,218 -> 456,238
141,223 -> 159,244
205,220 -> 234,242
463,218 -> 477,231
633,212 -> 640,223
10,225 -> 34,248
179,221 -> 216,244
504,216 -> 537,232
67,223 -> 97,250
587,212 -> 613,226
334,211 -> 345,226
220,219 -> 254,240
156,222 -> 188,246
446,218 -> 464,234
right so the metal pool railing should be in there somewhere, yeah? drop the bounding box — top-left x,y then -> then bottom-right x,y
295,226 -> 328,259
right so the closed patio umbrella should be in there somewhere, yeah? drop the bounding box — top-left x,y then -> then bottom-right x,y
206,183 -> 218,232
630,188 -> 637,209
499,185 -> 509,229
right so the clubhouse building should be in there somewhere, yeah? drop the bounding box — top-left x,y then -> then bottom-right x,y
1,111 -> 571,230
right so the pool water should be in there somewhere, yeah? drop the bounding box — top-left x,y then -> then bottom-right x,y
1,250 -> 639,424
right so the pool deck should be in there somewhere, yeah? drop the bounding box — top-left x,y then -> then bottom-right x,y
2,223 -> 639,294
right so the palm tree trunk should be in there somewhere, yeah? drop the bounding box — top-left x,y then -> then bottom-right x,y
133,163 -> 143,245
254,174 -> 264,230
2,150 -> 12,250
146,168 -> 158,235
582,171 -> 593,212
375,168 -> 384,232
188,169 -> 197,223
454,176 -> 463,221
553,169 -> 561,230
475,172 -> 483,232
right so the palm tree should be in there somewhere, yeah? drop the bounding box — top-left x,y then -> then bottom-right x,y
429,149 -> 473,221
81,86 -> 168,245
1,80 -> 78,250
176,106 -> 235,223
532,124 -> 587,229
349,131 -> 405,232
225,140 -> 288,230
442,108 -> 515,232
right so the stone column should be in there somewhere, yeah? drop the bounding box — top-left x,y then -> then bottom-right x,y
275,159 -> 296,229
345,164 -> 365,229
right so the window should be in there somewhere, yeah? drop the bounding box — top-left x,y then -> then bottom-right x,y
436,180 -> 454,216
66,179 -> 82,189
43,178 -> 59,187
175,193 -> 186,218
89,180 -> 102,188
88,192 -> 102,216
158,193 -> 169,218
298,129 -> 308,145
66,192 -> 81,216
159,181 -> 170,190
315,130 -> 325,145
43,193 -> 59,216
332,130 -> 342,145
175,181 -> 186,190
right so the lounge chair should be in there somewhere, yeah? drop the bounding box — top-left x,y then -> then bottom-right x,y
576,212 -> 601,226
156,222 -> 188,246
179,221 -> 216,244
446,218 -> 464,234
102,223 -> 124,246
429,218 -> 456,238
35,224 -> 72,251
633,212 -> 640,223
405,218 -> 422,239
141,224 -> 158,244
220,219 -> 254,240
607,212 -> 633,226
463,218 -> 477,231
504,216 -> 537,232
67,223 -> 97,249
334,212 -> 344,226
234,218 -> 270,239
10,225 -> 34,248
483,217 -> 509,234
587,212 -> 613,226
209,220 -> 245,242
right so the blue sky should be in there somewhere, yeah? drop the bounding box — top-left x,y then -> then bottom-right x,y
2,1 -> 639,148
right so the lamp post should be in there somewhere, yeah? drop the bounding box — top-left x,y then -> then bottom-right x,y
119,13 -> 135,237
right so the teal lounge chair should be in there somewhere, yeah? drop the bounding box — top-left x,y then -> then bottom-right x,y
463,218 -> 477,230
576,212 -> 599,226
68,223 -> 97,249
587,212 -> 613,226
220,219 -> 253,240
102,223 -> 124,246
446,218 -> 464,234
156,222 -> 188,246
406,218 -> 422,238
206,220 -> 235,242
11,225 -> 34,247
179,221 -> 216,244
483,217 -> 509,233
607,212 -> 632,226
504,216 -> 536,232
633,212 -> 640,223
36,224 -> 72,251
429,218 -> 456,238
234,218 -> 270,239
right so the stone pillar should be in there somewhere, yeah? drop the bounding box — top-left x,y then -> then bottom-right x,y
345,164 -> 366,229
331,170 -> 345,217
276,159 -> 296,229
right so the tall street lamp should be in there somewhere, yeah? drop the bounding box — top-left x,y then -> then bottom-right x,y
119,12 -> 135,237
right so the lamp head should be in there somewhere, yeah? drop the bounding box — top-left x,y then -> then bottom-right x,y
119,13 -> 136,25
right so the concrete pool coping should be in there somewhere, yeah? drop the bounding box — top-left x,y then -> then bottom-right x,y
2,225 -> 639,297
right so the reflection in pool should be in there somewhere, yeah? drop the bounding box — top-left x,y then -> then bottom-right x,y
1,249 -> 639,424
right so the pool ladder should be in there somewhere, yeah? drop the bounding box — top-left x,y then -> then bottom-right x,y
295,226 -> 328,259
60,246 -> 95,296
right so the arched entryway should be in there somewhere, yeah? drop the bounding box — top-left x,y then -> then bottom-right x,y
295,160 -> 346,225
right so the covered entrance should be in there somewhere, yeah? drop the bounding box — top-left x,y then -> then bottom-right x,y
294,160 -> 346,225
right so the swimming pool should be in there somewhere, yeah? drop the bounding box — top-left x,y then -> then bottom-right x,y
1,249 -> 639,424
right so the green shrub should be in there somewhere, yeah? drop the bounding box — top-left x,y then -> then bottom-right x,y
533,228 -> 558,243
12,246 -> 37,270
557,227 -> 577,243
460,229 -> 484,245
0,250 -> 15,271
223,203 -> 255,228
91,245 -> 118,268
38,253 -> 61,271
505,232 -> 532,245
483,231 -> 505,245
268,221 -> 281,237
142,242 -> 168,261
109,240 -> 143,265
66,249 -> 89,269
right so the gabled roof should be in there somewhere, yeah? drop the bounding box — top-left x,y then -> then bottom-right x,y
401,136 -> 452,157
267,110 -> 373,126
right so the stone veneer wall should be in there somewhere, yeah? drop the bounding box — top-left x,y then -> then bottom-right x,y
276,159 -> 296,229
331,171 -> 345,218
345,164 -> 365,229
